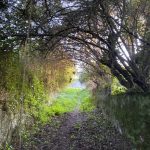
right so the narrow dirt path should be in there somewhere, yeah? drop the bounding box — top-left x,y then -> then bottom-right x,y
21,108 -> 133,150
12,83 -> 133,150
11,85 -> 133,150
48,109 -> 87,150
21,90 -> 88,150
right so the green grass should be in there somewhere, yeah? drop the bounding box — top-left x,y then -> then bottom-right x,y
39,87 -> 95,123
31,88 -> 95,123
50,88 -> 80,114
50,88 -> 95,114
79,90 -> 95,112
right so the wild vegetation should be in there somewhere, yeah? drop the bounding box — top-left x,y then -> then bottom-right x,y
80,67 -> 150,149
1,0 -> 150,92
0,48 -> 75,148
92,86 -> 150,149
0,0 -> 150,149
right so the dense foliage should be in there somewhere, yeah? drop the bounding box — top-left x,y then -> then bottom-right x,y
95,93 -> 150,149
0,48 -> 74,121
0,0 -> 150,149
1,0 -> 150,92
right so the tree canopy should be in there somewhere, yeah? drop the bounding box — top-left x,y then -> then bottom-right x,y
1,0 -> 150,92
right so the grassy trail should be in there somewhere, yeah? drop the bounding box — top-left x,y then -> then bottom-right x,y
12,87 -> 133,150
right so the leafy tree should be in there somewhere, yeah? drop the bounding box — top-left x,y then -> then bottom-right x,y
1,0 -> 150,92
62,0 -> 150,92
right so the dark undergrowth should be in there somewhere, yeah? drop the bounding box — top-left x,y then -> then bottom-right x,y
94,92 -> 150,150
